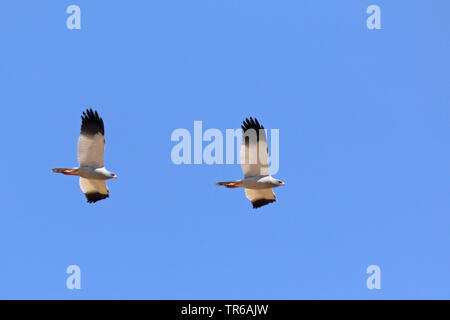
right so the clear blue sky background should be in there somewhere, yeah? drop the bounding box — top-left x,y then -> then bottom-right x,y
0,1 -> 449,299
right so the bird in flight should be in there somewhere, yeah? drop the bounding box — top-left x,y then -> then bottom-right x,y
52,109 -> 117,203
216,117 -> 285,208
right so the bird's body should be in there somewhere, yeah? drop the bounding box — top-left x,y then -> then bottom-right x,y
79,166 -> 116,180
216,117 -> 285,209
217,176 -> 281,189
53,167 -> 115,180
52,109 -> 117,203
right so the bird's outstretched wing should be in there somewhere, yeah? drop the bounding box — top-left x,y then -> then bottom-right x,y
245,188 -> 276,209
240,117 -> 269,177
79,178 -> 109,203
78,109 -> 105,167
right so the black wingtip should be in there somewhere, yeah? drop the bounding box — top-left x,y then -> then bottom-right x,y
85,192 -> 109,203
241,117 -> 264,133
241,117 -> 266,142
251,198 -> 276,209
81,108 -> 104,136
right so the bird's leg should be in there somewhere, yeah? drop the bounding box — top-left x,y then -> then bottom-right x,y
62,169 -> 80,176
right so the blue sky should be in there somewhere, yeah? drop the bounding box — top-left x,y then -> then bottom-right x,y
1,0 -> 450,299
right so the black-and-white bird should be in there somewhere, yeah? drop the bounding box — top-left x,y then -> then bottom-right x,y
52,109 -> 117,203
216,117 -> 285,208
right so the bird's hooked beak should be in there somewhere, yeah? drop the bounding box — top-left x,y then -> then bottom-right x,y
112,174 -> 118,179
280,181 -> 285,186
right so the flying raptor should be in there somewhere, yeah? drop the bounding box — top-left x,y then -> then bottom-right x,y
52,109 -> 117,203
216,117 -> 285,208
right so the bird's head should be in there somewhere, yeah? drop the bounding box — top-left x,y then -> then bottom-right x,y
108,172 -> 118,179
271,178 -> 285,187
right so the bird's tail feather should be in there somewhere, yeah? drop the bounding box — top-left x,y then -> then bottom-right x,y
216,181 -> 236,186
216,181 -> 242,188
52,168 -> 79,175
52,168 -> 71,173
